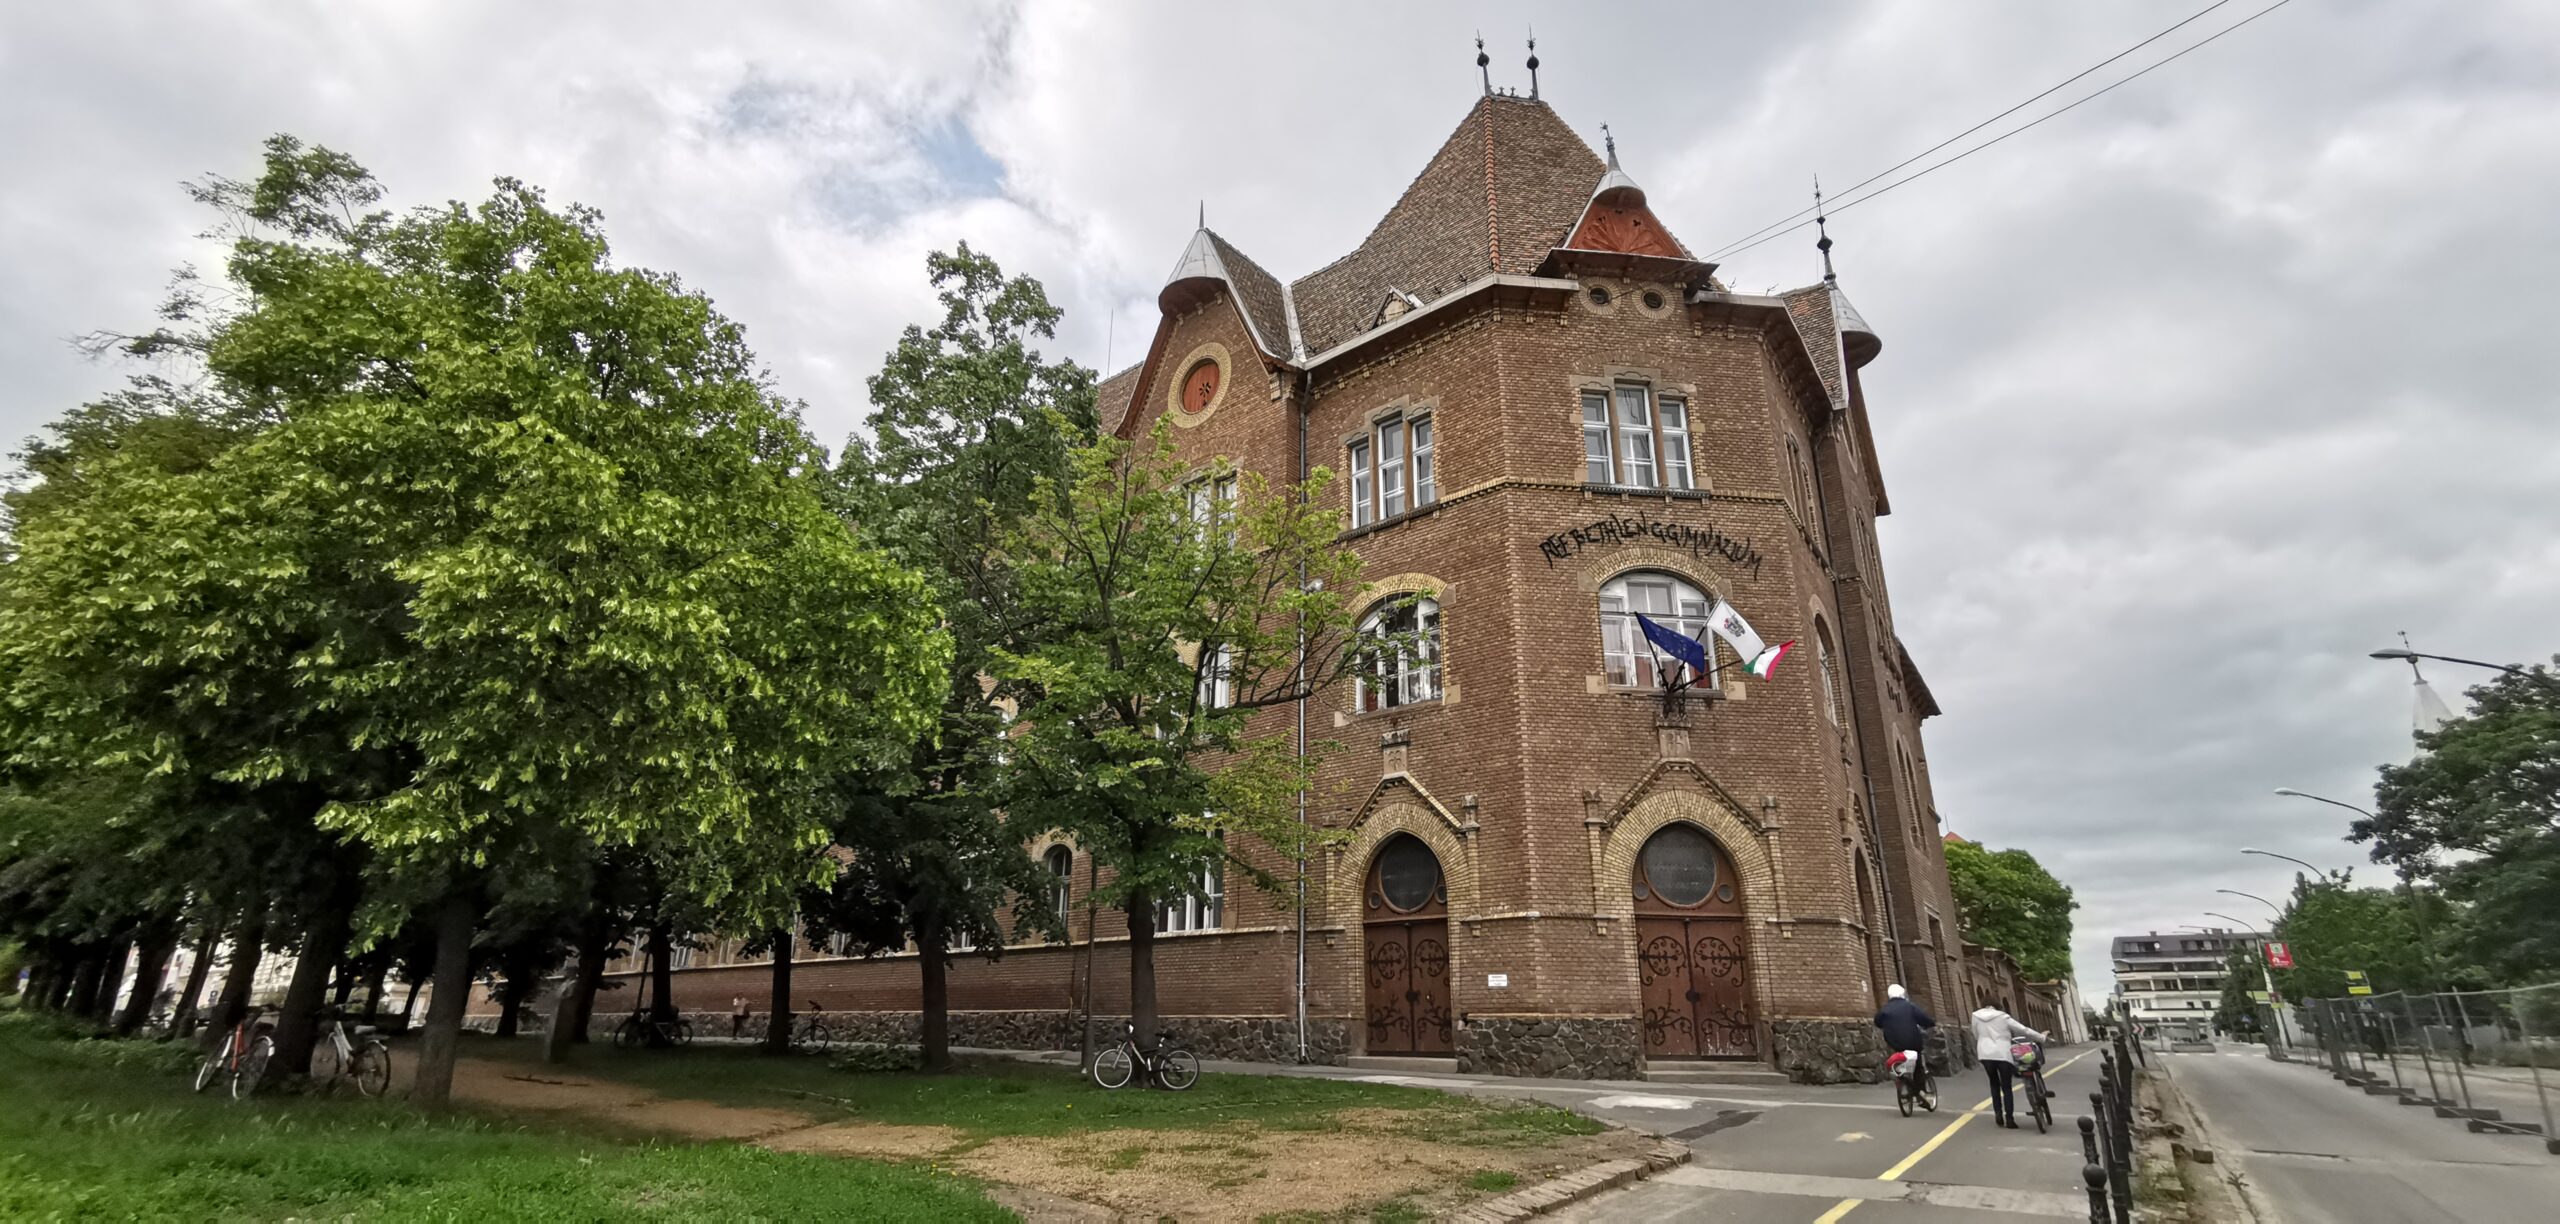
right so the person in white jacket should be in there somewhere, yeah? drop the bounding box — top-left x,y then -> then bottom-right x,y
1970,1005 -> 2048,1129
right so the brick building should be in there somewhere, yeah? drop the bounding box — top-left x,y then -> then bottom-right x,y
568,82 -> 1971,1084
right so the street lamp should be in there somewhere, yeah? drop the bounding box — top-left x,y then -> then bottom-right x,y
2216,888 -> 2284,919
2369,647 -> 2560,691
2270,786 -> 2373,820
2271,789 -> 2449,995
2240,847 -> 2342,884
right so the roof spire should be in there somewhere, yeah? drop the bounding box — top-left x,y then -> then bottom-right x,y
1525,29 -> 1540,99
1475,34 -> 1490,95
1601,123 -> 1619,171
1813,175 -> 1837,286
1197,199 -> 1205,231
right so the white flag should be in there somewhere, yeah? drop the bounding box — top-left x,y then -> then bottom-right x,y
1704,600 -> 1796,680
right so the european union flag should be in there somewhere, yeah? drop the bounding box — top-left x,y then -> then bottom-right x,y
1634,612 -> 1709,678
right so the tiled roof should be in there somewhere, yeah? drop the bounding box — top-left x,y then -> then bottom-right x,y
1289,95 -> 1604,356
1093,363 -> 1142,436
1206,232 -> 1295,361
1782,286 -> 1848,413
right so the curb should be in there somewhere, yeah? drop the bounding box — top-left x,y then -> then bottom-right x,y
1446,1140 -> 1690,1222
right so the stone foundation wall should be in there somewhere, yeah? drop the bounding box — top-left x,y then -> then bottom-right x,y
1456,1015 -> 1641,1080
1770,1018 -> 1888,1084
585,1007 -> 1349,1065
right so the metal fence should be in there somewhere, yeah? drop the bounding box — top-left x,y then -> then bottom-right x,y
2078,1015 -> 2145,1223
2295,981 -> 2560,1154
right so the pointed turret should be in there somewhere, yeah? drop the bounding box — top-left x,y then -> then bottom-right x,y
1160,224 -> 1297,362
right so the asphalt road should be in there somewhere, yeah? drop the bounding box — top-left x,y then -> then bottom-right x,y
1541,1046 -> 2109,1222
2165,1042 -> 2560,1223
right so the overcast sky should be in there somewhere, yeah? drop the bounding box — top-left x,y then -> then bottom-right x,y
5,2 -> 2555,1003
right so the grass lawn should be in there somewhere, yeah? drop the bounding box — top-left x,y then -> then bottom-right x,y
0,1014 -> 1010,1222
477,1037 -> 1604,1144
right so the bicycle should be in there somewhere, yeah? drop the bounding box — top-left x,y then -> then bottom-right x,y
611,1007 -> 695,1049
1090,1021 -> 1199,1091
309,1009 -> 392,1097
1888,1047 -> 1937,1117
193,1007 -> 273,1101
790,1000 -> 832,1053
2014,1040 -> 2053,1133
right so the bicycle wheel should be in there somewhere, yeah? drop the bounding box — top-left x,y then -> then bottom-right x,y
613,1015 -> 645,1049
354,1042 -> 391,1098
232,1035 -> 273,1100
193,1047 -> 225,1094
2031,1075 -> 2052,1132
1896,1077 -> 1913,1117
1916,1075 -> 1938,1113
1157,1049 -> 1199,1091
671,1018 -> 694,1046
1092,1045 -> 1135,1089
805,1020 -> 831,1053
311,1038 -> 345,1090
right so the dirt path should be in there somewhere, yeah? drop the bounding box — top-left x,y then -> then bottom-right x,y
439,1050 -> 1651,1221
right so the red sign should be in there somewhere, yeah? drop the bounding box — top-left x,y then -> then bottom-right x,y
2265,941 -> 2293,969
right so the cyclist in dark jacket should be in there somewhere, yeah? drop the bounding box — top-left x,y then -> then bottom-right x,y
1873,984 -> 1935,1053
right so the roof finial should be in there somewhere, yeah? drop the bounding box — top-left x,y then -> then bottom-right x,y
1814,175 -> 1837,286
1525,28 -> 1540,100
1476,33 -> 1491,95
1601,123 -> 1619,171
1198,199 -> 1205,231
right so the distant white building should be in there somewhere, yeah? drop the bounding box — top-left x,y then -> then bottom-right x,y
2111,929 -> 2239,1037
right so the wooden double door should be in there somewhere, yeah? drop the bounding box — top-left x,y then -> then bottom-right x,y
1633,823 -> 1759,1058
1363,835 -> 1452,1055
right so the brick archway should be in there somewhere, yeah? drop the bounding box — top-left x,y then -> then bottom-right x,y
1600,791 -> 1778,1057
1332,803 -> 1473,1056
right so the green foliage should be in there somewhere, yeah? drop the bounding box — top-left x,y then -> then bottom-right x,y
0,1015 -> 1008,1221
2358,661 -> 2560,983
2213,943 -> 2263,1037
2270,882 -> 2434,1000
1942,840 -> 2077,981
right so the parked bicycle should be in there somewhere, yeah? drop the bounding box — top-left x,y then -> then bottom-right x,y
791,999 -> 833,1053
612,1007 -> 695,1049
309,1008 -> 393,1097
1091,1021 -> 1198,1091
193,1007 -> 272,1100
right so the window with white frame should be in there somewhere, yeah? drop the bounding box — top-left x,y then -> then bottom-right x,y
1046,846 -> 1073,926
1184,471 -> 1239,540
1356,596 -> 1441,711
1815,622 -> 1841,724
1196,642 -> 1233,710
1157,837 -> 1225,933
1581,383 -> 1694,491
1599,572 -> 1713,688
1348,412 -> 1435,527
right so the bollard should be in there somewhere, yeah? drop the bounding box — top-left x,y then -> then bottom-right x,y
2078,1114 -> 2100,1168
2083,1162 -> 2110,1223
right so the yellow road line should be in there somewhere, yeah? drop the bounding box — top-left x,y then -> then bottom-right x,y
1810,1046 -> 2102,1220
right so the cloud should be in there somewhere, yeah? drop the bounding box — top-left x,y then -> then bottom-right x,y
5,0 -> 2555,1006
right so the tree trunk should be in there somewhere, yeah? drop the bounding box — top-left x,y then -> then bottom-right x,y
920,933 -> 951,1072
165,926 -> 220,1041
645,918 -> 676,1043
114,929 -> 177,1037
65,950 -> 106,1022
1125,890 -> 1158,1050
357,965 -> 388,1027
412,893 -> 478,1107
203,919 -> 267,1052
331,972 -> 356,1010
399,976 -> 422,1028
271,898 -> 352,1075
494,987 -> 523,1038
47,954 -> 83,1012
88,940 -> 134,1022
763,927 -> 794,1055
545,903 -> 612,1063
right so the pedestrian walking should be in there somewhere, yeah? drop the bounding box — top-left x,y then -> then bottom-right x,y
1971,1003 -> 2047,1129
730,993 -> 750,1040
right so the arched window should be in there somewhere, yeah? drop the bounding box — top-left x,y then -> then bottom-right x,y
1356,596 -> 1441,711
1814,620 -> 1841,724
1600,572 -> 1712,689
1045,846 -> 1074,925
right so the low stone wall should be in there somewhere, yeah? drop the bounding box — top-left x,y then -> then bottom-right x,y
1456,1015 -> 1641,1080
587,1007 -> 1350,1065
1770,1018 -> 1888,1084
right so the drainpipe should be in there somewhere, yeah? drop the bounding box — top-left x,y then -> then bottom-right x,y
1290,363 -> 1310,1060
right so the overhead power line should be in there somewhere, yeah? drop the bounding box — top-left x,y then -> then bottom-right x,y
1705,0 -> 2238,261
1707,0 -> 2295,265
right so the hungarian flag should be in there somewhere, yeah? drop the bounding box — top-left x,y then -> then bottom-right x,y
1706,600 -> 1795,680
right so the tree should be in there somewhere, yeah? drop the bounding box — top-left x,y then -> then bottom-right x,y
2269,880 -> 2439,1001
2213,943 -> 2264,1039
815,245 -> 1092,1069
1942,840 -> 2077,982
2355,660 -> 2560,983
997,423 -> 1375,1047
0,136 -> 950,1103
